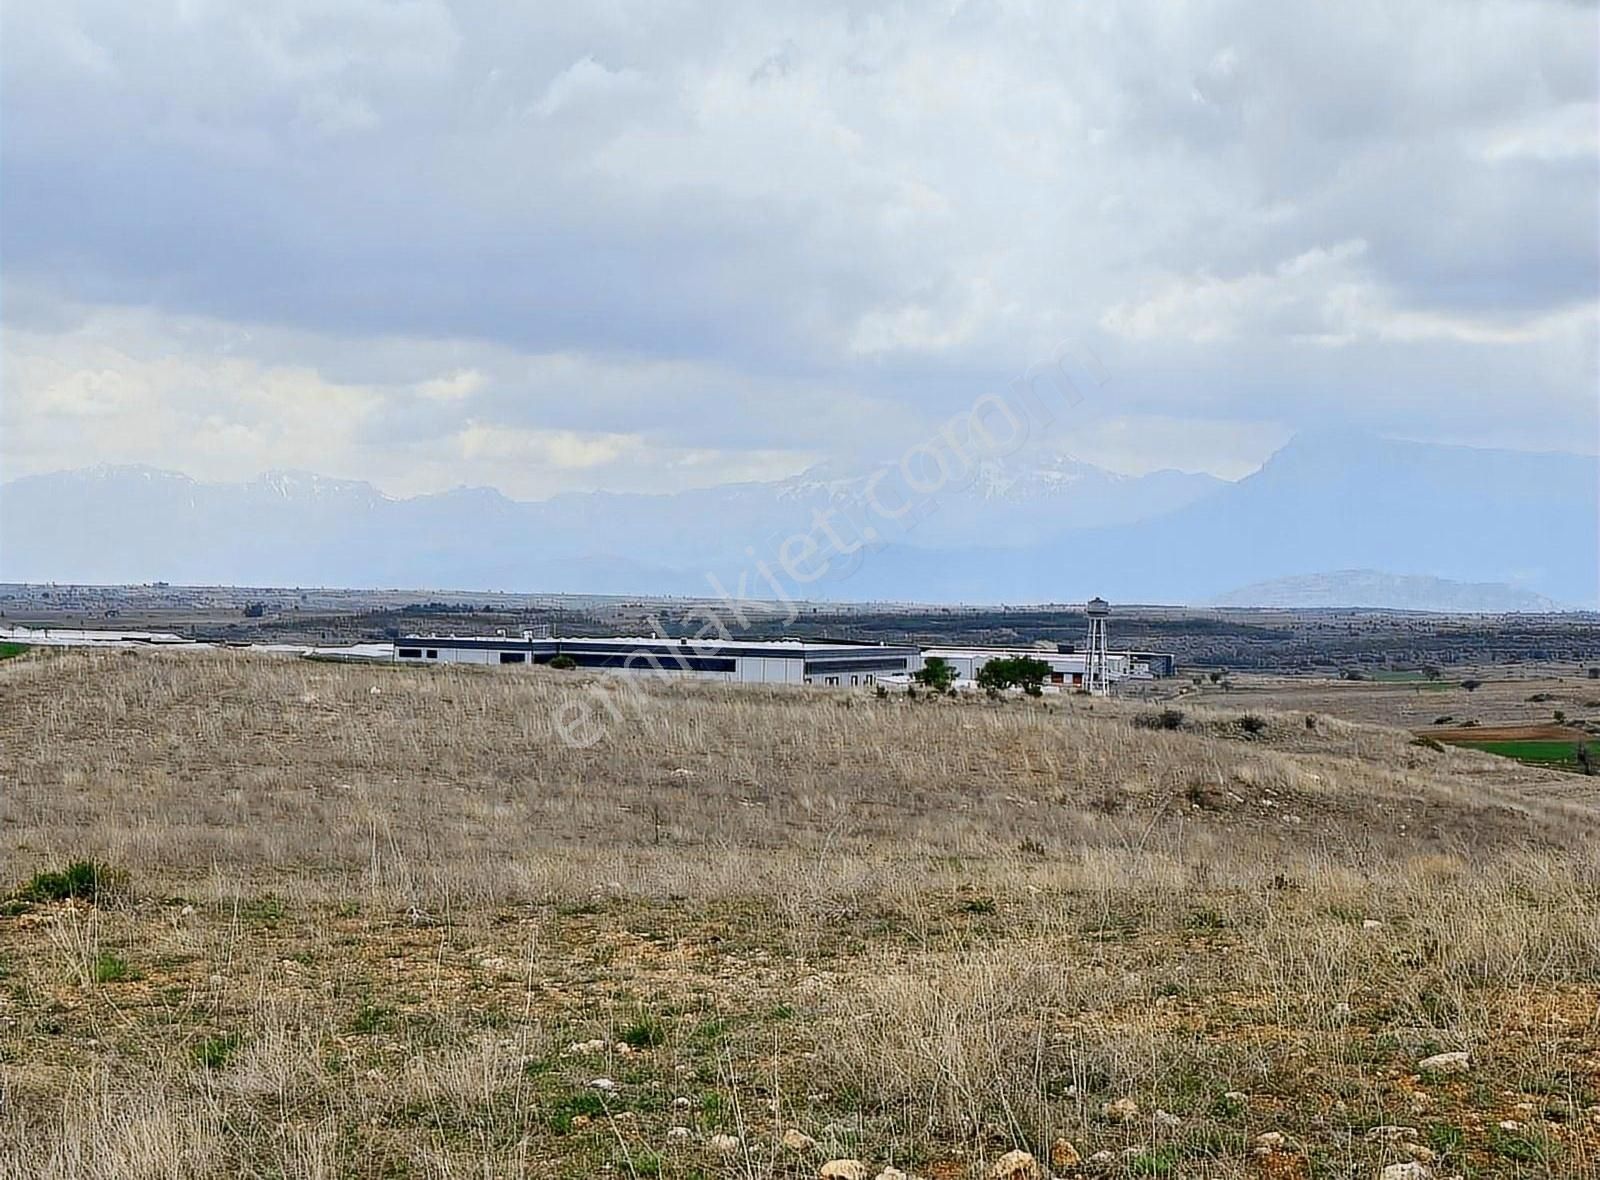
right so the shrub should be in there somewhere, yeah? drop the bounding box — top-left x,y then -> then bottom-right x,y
621,1014 -> 667,1049
1236,714 -> 1268,736
548,654 -> 577,670
17,860 -> 120,904
1461,679 -> 1483,692
1133,709 -> 1185,731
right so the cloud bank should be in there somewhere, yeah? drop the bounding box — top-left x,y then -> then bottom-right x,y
3,0 -> 1595,497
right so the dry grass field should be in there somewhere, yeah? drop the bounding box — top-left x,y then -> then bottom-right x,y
2,649 -> 1597,1179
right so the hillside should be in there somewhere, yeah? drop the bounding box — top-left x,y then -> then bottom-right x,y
1,649 -> 1596,1177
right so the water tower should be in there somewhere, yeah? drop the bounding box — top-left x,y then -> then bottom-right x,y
1084,596 -> 1111,696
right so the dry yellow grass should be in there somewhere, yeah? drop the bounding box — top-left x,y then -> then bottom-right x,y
1,649 -> 1597,1178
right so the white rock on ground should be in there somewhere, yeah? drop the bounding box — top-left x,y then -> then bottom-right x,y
1364,1126 -> 1419,1143
987,1150 -> 1041,1180
665,1126 -> 691,1142
1416,1050 -> 1470,1074
1378,1163 -> 1431,1180
819,1161 -> 868,1180
708,1133 -> 741,1152
782,1128 -> 819,1152
1153,1109 -> 1182,1130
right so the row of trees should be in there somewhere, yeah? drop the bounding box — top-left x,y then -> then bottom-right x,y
912,655 -> 1054,697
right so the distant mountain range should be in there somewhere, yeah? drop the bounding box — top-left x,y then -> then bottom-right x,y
1209,571 -> 1563,612
3,431 -> 1595,609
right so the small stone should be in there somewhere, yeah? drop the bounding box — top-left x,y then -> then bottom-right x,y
708,1133 -> 741,1153
1153,1109 -> 1181,1130
1403,1144 -> 1436,1163
1416,1051 -> 1470,1074
1378,1164 -> 1430,1180
666,1126 -> 692,1142
1365,1126 -> 1420,1143
1223,1090 -> 1248,1103
820,1162 -> 867,1180
782,1128 -> 819,1152
1253,1131 -> 1288,1153
1101,1096 -> 1140,1123
1497,1120 -> 1520,1131
875,1169 -> 909,1180
1085,1151 -> 1116,1170
988,1150 -> 1041,1180
672,1096 -> 692,1108
1049,1137 -> 1082,1170
571,1114 -> 591,1129
589,1077 -> 616,1092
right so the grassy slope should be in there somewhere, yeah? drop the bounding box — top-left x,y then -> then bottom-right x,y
0,651 -> 1596,1179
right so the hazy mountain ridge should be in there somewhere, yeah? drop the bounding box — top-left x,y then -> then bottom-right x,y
1209,571 -> 1565,612
3,434 -> 1595,608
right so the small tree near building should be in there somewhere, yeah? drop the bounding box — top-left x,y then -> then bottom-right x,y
913,656 -> 956,694
976,656 -> 1052,697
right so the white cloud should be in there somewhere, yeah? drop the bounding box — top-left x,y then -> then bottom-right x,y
1,0 -> 1596,495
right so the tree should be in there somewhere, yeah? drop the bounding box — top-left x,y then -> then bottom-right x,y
913,656 -> 956,694
976,656 -> 1052,697
1422,665 -> 1442,681
1461,678 -> 1482,692
1208,670 -> 1224,684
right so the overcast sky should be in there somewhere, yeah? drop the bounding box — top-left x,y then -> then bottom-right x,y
3,1 -> 1596,500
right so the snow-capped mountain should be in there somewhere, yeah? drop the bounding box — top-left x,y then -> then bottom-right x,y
2,434 -> 1595,608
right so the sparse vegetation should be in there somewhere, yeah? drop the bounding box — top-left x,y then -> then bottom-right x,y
0,650 -> 1595,1178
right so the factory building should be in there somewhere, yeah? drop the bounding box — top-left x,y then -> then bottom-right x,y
393,634 -> 919,686
916,645 -> 1178,690
918,646 -> 1132,690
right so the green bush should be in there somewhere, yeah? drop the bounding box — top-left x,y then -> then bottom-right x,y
912,656 -> 956,694
548,654 -> 577,670
18,860 -> 120,904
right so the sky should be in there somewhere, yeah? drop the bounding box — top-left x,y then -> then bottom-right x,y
2,0 -> 1596,501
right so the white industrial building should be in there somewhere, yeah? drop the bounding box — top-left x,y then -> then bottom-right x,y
394,634 -> 919,686
917,645 -> 1135,690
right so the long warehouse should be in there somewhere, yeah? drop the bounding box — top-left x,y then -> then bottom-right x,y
394,634 -> 918,686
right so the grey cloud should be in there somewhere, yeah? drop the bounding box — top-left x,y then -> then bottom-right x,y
1,0 -> 1595,491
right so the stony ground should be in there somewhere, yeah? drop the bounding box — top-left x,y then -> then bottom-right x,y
1,650 -> 1597,1178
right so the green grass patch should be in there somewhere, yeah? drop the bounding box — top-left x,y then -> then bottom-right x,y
1461,740 -> 1583,768
16,860 -> 121,904
192,1033 -> 241,1070
620,1014 -> 667,1049
92,952 -> 136,984
0,642 -> 29,661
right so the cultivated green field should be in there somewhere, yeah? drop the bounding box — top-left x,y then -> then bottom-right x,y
1463,739 -> 1587,768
